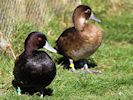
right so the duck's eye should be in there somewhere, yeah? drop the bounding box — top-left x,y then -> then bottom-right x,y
84,9 -> 91,14
38,37 -> 42,41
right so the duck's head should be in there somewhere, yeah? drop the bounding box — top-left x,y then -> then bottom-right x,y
73,5 -> 101,31
24,31 -> 57,54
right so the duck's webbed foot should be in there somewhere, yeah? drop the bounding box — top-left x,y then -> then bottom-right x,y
39,88 -> 53,97
82,64 -> 101,74
39,89 -> 44,98
12,80 -> 23,95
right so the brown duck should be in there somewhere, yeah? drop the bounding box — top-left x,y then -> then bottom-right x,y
56,5 -> 103,72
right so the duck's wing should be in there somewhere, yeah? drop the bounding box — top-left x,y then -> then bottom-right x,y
56,27 -> 80,56
13,52 -> 27,81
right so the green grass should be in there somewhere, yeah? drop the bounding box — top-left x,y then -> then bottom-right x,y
0,0 -> 133,99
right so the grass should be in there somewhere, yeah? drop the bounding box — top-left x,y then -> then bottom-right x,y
0,0 -> 133,99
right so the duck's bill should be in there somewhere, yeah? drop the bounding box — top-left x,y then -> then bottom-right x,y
89,13 -> 101,22
43,41 -> 57,53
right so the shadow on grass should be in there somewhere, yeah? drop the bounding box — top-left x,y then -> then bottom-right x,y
12,80 -> 53,97
57,57 -> 97,70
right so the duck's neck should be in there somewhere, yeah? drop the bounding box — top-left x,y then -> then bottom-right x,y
73,16 -> 86,31
24,44 -> 36,55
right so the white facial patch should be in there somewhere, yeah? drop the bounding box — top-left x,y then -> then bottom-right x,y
79,17 -> 85,25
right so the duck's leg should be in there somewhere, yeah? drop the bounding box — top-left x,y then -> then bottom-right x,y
16,86 -> 21,95
69,59 -> 76,72
40,88 -> 44,98
83,63 -> 101,73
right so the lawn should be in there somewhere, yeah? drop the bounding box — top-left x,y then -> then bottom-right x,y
0,0 -> 133,100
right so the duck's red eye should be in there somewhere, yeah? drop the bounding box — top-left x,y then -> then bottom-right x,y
38,37 -> 42,41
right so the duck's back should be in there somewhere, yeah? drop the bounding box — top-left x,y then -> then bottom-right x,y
56,27 -> 82,57
13,51 -> 56,87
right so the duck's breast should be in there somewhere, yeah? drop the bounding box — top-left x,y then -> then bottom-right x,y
26,51 -> 56,77
69,24 -> 102,60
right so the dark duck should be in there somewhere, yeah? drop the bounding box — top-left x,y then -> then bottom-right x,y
56,5 -> 103,72
12,31 -> 57,97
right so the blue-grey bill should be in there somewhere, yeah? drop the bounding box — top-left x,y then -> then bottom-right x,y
43,41 -> 57,53
89,13 -> 101,22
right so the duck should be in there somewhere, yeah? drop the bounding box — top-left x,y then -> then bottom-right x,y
56,5 -> 103,72
12,31 -> 57,97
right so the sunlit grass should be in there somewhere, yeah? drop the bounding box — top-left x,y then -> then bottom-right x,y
0,0 -> 133,99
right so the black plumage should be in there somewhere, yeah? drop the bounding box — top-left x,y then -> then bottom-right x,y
12,32 -> 56,96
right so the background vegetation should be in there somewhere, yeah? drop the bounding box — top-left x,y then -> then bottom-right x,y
0,0 -> 133,99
